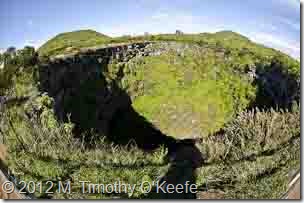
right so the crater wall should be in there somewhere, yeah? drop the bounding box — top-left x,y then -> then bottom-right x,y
38,42 -> 161,135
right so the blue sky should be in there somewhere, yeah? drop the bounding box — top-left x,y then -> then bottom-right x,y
0,0 -> 300,59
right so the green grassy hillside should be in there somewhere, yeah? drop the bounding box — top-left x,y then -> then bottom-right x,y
38,30 -> 111,57
38,30 -> 296,64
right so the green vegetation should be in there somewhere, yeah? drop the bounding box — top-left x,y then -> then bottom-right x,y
119,47 -> 256,138
2,101 -> 169,199
38,30 -> 111,57
0,30 -> 300,199
0,46 -> 37,95
196,105 -> 300,198
1,71 -> 169,198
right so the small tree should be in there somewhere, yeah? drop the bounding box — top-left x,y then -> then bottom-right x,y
6,47 -> 16,55
18,46 -> 37,67
176,30 -> 183,35
0,53 -> 3,65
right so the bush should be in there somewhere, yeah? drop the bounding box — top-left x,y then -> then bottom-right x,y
0,46 -> 37,95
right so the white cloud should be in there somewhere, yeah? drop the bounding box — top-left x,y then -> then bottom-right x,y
275,0 -> 300,9
150,10 -> 195,24
151,12 -> 169,20
249,32 -> 300,59
258,23 -> 277,31
104,8 -> 232,38
27,20 -> 33,26
101,10 -> 205,37
278,17 -> 300,31
268,24 -> 278,31
22,40 -> 44,49
287,0 -> 301,8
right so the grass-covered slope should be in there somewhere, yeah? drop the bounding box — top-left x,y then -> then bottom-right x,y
114,38 -> 299,138
119,45 -> 256,138
38,29 -> 298,63
38,30 -> 111,57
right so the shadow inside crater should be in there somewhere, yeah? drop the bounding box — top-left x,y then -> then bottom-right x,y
38,57 -> 205,199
